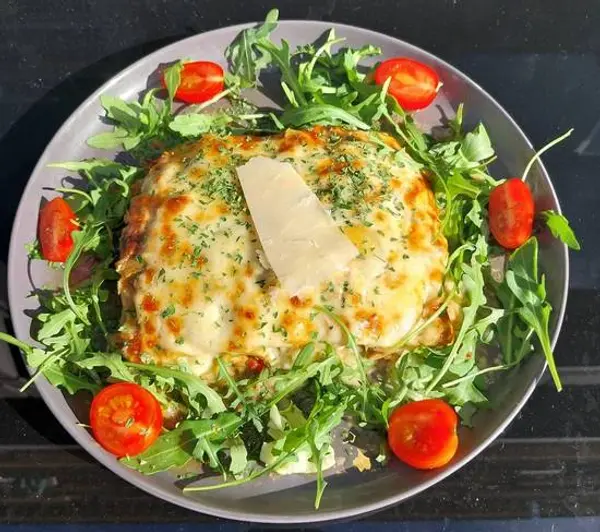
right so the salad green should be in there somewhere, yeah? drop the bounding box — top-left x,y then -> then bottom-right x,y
2,9 -> 580,508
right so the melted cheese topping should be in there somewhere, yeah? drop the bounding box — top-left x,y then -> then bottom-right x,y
117,126 -> 450,378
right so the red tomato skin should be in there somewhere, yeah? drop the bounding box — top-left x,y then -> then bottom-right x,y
246,356 -> 266,373
161,61 -> 224,104
90,383 -> 163,458
374,57 -> 440,111
489,178 -> 535,249
38,198 -> 77,263
388,399 -> 458,470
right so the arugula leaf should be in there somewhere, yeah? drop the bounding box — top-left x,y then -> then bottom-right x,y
316,307 -> 368,385
292,342 -> 316,369
394,351 -> 437,394
279,394 -> 345,510
448,103 -> 464,137
0,333 -> 43,360
216,357 -> 263,431
122,413 -> 242,474
393,148 -> 423,173
460,123 -> 494,163
339,45 -> 381,85
426,235 -> 488,392
296,29 -> 346,93
88,96 -> 149,150
446,172 -> 481,199
0,332 -> 99,394
87,130 -> 133,150
194,437 -> 225,473
228,437 -> 248,475
169,113 -> 224,136
62,226 -> 102,325
53,159 -> 141,227
540,210 -> 581,250
280,103 -> 370,130
225,8 -> 279,88
35,360 -> 99,394
77,352 -> 137,382
50,158 -> 134,175
504,238 -> 562,391
100,95 -> 145,130
37,308 -> 77,342
306,416 -> 328,509
496,274 -> 534,366
121,422 -> 196,474
442,368 -> 488,408
256,39 -> 307,106
162,60 -> 183,108
191,413 -> 244,474
127,362 -> 227,416
87,89 -> 169,156
471,307 -> 505,342
184,393 -> 346,509
266,355 -> 338,408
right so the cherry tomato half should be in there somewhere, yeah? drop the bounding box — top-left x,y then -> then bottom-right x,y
488,178 -> 535,250
38,197 -> 78,263
90,382 -> 163,458
388,398 -> 458,470
162,61 -> 225,104
374,57 -> 440,111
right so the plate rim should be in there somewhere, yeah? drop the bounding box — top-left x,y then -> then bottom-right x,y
7,17 -> 569,524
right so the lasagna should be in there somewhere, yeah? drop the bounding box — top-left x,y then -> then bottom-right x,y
116,126 -> 451,378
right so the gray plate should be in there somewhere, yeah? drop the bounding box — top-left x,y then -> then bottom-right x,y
7,19 -> 568,524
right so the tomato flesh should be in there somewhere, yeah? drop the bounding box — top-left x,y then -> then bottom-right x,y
374,58 -> 440,111
162,61 -> 225,104
38,197 -> 77,263
489,178 -> 535,249
90,383 -> 163,458
388,399 -> 458,470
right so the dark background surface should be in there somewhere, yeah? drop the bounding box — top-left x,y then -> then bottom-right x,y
1,0 -> 600,529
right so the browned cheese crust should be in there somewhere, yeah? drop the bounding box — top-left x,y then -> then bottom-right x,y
116,126 -> 453,378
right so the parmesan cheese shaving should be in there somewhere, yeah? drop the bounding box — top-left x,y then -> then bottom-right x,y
237,156 -> 359,294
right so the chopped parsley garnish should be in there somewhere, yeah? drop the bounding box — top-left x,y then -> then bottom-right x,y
201,169 -> 244,212
161,304 -> 176,318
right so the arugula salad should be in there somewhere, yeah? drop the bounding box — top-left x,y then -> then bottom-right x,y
2,10 -> 580,508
